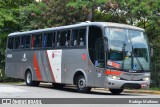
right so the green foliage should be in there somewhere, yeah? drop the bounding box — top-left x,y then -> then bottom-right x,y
67,0 -> 110,21
19,2 -> 48,31
0,0 -> 35,80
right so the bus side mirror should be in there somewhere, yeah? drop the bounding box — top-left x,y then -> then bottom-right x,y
150,48 -> 153,57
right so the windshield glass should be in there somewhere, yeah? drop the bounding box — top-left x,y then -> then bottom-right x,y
105,28 -> 150,71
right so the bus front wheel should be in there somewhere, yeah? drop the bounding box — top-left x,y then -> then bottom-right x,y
76,75 -> 91,93
25,70 -> 40,86
109,89 -> 123,95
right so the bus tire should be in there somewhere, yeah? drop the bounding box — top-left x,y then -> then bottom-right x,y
25,70 -> 40,86
76,75 -> 91,93
109,89 -> 123,95
52,83 -> 65,89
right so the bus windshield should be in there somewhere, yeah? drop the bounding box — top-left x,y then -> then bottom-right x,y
105,28 -> 150,71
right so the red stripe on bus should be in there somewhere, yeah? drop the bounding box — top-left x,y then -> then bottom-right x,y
46,51 -> 55,82
33,52 -> 42,80
105,69 -> 122,76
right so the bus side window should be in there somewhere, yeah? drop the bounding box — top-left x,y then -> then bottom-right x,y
43,32 -> 55,48
79,28 -> 86,46
65,30 -> 70,47
32,34 -> 42,48
56,31 -> 60,47
72,29 -> 78,46
60,31 -> 67,46
7,37 -> 14,49
14,36 -> 21,49
72,28 -> 86,47
21,35 -> 31,49
52,32 -> 56,47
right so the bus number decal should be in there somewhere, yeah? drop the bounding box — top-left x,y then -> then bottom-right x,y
7,54 -> 12,58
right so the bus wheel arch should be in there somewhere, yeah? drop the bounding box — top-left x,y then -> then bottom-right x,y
73,71 -> 91,93
73,71 -> 84,85
25,69 -> 40,86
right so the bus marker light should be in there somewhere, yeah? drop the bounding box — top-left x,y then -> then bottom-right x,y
88,61 -> 92,65
82,54 -> 86,61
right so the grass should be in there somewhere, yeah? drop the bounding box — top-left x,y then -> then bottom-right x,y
0,82 -> 24,85
150,87 -> 160,91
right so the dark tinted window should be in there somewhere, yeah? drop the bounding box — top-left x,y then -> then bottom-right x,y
21,35 -> 31,48
32,34 -> 42,48
43,32 -> 56,48
56,30 -> 71,47
60,31 -> 66,46
7,37 -> 14,49
72,28 -> 86,46
14,36 -> 21,49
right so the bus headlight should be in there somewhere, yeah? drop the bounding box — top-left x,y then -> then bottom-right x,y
143,77 -> 150,81
109,75 -> 120,80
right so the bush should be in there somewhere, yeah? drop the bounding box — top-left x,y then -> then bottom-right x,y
0,76 -> 24,83
0,69 -> 24,82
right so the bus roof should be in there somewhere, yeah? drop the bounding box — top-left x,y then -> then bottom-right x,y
8,22 -> 144,36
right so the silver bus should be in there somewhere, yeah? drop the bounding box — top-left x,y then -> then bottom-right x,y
5,22 -> 151,94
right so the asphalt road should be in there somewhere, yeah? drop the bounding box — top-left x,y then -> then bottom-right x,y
0,83 -> 160,107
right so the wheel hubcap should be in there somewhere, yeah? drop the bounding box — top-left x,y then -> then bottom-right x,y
27,73 -> 31,84
78,78 -> 86,89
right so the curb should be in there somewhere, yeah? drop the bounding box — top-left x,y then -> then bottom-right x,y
93,88 -> 160,95
124,89 -> 160,95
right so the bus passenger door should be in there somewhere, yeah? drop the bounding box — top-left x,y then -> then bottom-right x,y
94,38 -> 105,87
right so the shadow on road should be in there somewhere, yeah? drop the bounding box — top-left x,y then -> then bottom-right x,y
16,83 -> 144,96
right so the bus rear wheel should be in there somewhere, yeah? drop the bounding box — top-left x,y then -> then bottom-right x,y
109,89 -> 123,95
76,75 -> 91,93
25,70 -> 40,86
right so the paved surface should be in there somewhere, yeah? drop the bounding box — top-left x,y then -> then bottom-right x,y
0,83 -> 160,107
0,83 -> 159,98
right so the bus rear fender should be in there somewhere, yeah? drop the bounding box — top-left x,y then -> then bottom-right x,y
24,67 -> 34,80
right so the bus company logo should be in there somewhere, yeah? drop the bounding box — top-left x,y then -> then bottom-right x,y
22,53 -> 27,61
2,99 -> 11,104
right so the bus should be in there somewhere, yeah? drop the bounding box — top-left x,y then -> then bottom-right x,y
5,22 -> 151,94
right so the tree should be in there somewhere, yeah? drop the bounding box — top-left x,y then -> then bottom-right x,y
68,0 -> 120,21
113,0 -> 160,63
0,0 -> 35,78
19,2 -> 48,31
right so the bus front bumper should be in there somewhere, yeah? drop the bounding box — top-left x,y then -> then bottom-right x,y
105,76 -> 150,89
